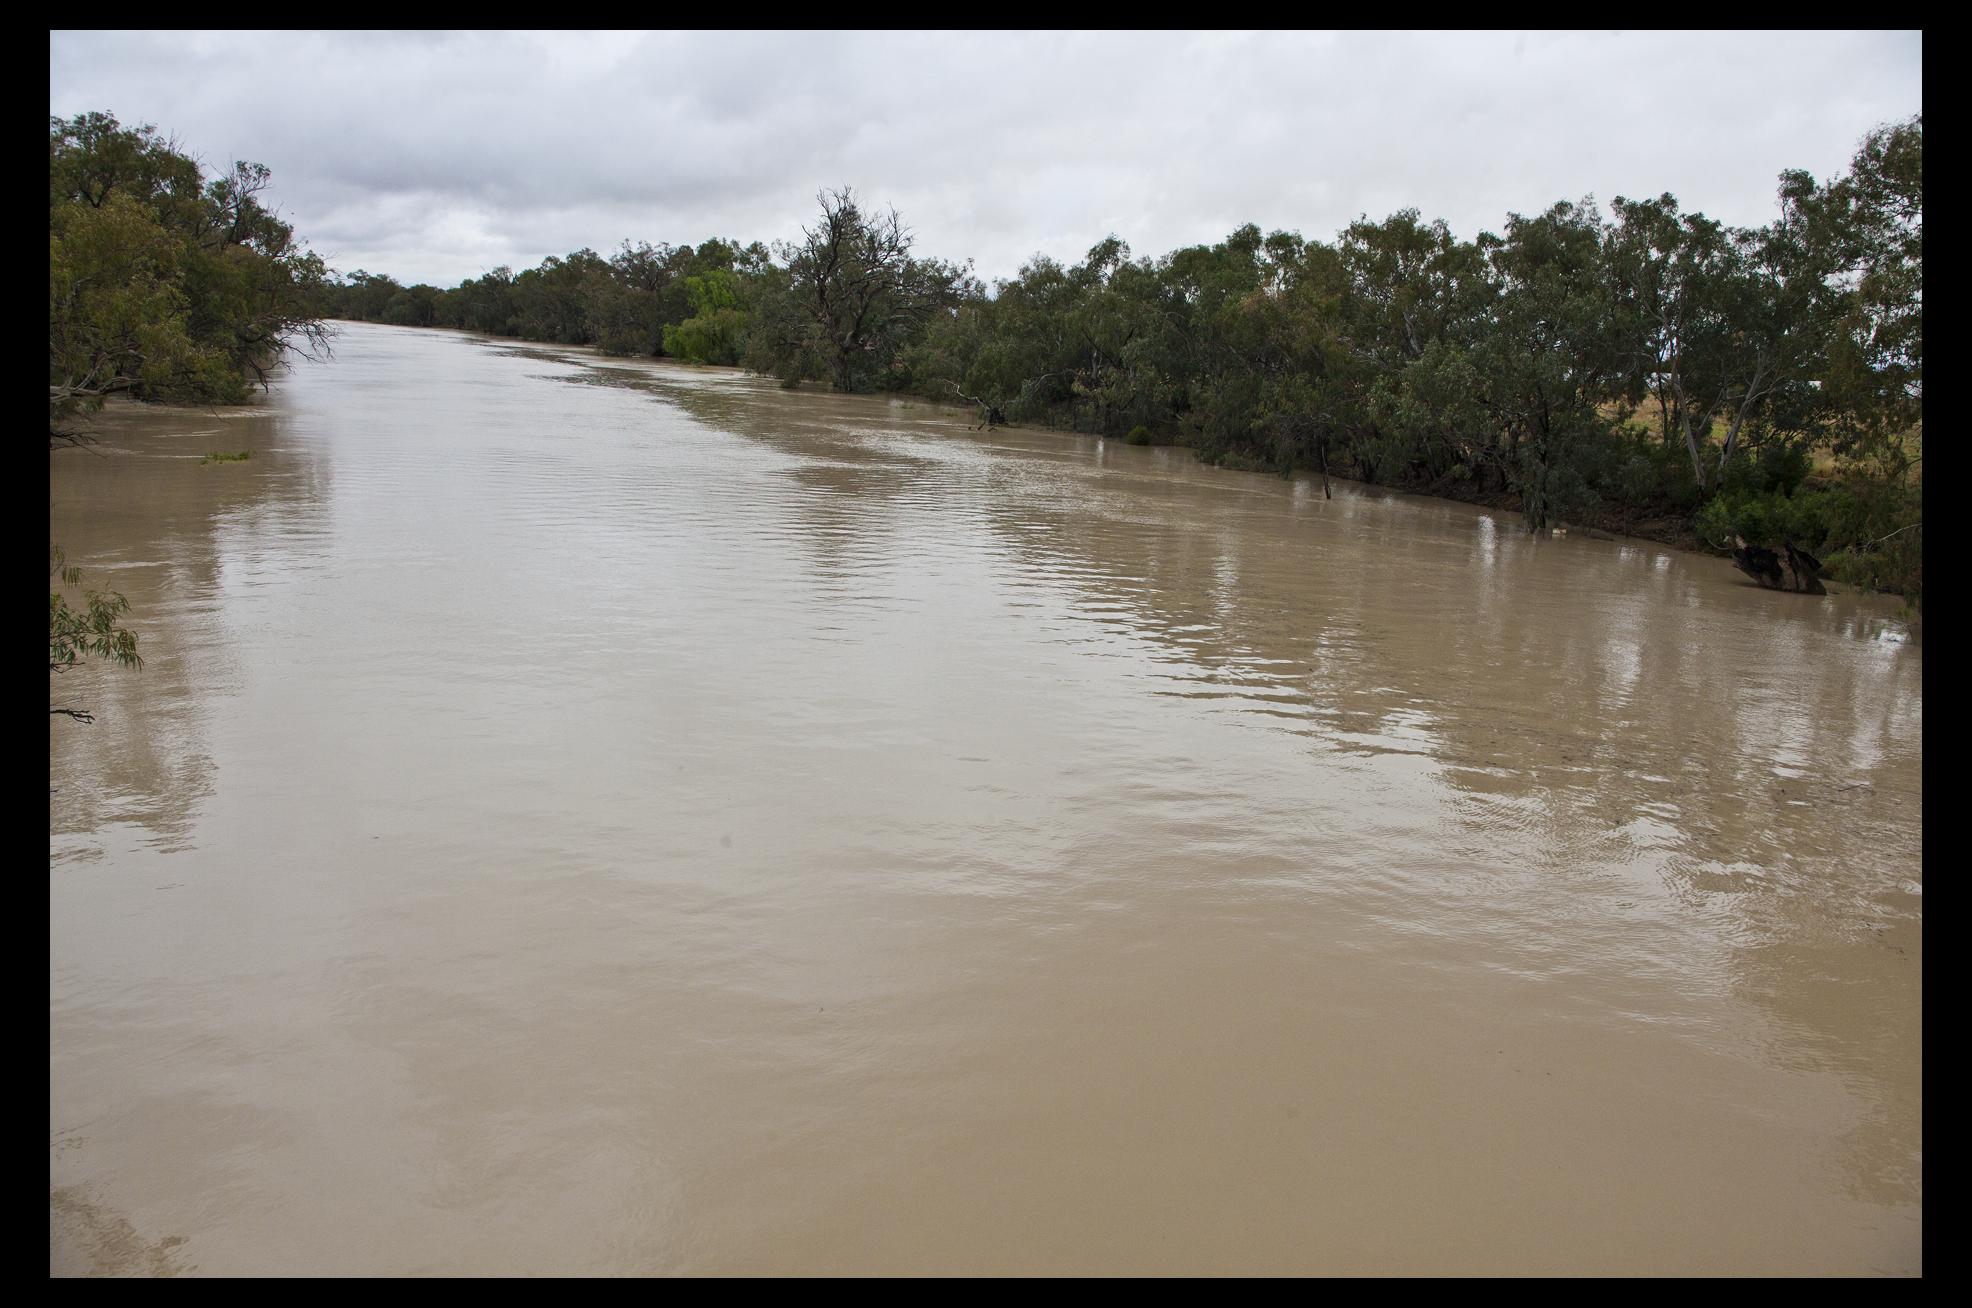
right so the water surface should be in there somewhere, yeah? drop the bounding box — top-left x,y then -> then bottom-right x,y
51,322 -> 1922,1275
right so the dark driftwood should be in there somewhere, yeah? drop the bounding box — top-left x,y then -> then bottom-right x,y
947,382 -> 1006,430
1732,542 -> 1826,595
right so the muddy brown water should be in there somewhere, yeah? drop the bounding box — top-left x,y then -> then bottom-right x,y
50,321 -> 1921,1275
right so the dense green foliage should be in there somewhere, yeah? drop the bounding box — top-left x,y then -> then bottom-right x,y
50,112 -> 330,441
328,119 -> 1923,605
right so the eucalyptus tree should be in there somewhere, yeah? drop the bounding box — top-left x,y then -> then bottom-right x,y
1605,194 -> 1734,481
440,267 -> 519,335
1809,117 -> 1922,473
588,240 -> 681,355
1338,210 -> 1490,370
50,112 -> 330,438
1474,200 -> 1625,530
510,249 -> 613,345
1054,237 -> 1185,435
48,111 -> 205,225
906,252 -> 1078,426
1204,234 -> 1359,489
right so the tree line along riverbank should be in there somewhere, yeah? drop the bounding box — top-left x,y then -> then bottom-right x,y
54,110 -> 1922,610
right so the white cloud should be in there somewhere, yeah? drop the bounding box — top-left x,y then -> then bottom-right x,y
50,29 -> 1922,287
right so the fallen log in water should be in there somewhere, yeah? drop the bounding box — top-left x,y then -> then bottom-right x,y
1732,541 -> 1826,595
947,382 -> 1007,429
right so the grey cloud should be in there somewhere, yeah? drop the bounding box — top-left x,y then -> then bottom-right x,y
50,29 -> 1922,288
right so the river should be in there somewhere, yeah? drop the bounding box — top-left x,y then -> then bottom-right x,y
50,320 -> 1922,1275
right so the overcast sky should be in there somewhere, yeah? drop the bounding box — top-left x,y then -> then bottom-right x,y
50,30 -> 1922,288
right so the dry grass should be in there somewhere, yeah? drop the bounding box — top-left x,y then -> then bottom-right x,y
1603,398 -> 1921,483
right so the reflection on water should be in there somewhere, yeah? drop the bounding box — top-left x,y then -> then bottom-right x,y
51,323 -> 1920,1275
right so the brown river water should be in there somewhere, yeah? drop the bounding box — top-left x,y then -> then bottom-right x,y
50,321 -> 1921,1276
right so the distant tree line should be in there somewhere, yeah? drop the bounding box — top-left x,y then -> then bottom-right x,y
322,118 -> 1917,608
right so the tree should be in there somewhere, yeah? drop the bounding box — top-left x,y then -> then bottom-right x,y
50,112 -> 330,441
1475,200 -> 1624,530
765,187 -> 972,391
509,249 -> 611,345
663,266 -> 749,364
1812,117 -> 1922,473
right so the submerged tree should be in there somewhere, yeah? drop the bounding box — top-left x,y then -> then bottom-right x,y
49,547 -> 141,724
